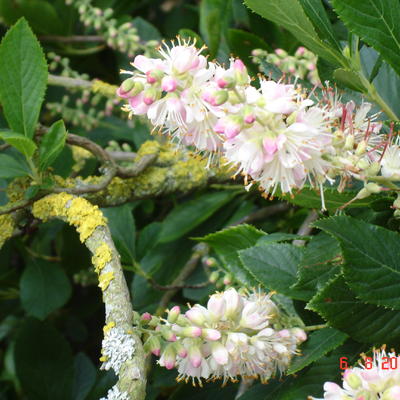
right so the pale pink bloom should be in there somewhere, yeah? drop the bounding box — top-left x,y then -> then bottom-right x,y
259,80 -> 297,114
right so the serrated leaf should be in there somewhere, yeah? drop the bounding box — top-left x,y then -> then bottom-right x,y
315,216 -> 400,310
200,224 -> 265,286
291,232 -> 341,298
0,18 -> 47,138
20,259 -> 72,320
307,275 -> 400,343
332,0 -> 400,78
14,318 -> 74,400
159,191 -> 237,243
39,120 -> 67,171
298,0 -> 342,52
0,131 -> 36,158
0,153 -> 30,178
244,0 -> 346,66
102,204 -> 135,263
239,243 -> 309,299
287,327 -> 348,374
279,186 -> 377,211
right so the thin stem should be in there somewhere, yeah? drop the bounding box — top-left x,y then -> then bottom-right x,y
61,44 -> 106,56
40,35 -> 105,43
304,324 -> 328,332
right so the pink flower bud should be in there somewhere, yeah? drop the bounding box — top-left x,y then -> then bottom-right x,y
181,326 -> 203,338
244,114 -> 256,124
295,46 -> 306,57
161,76 -> 177,92
216,75 -> 236,89
207,294 -> 226,321
188,345 -> 203,368
161,327 -> 177,342
144,335 -> 161,356
223,274 -> 232,285
141,312 -> 152,321
278,329 -> 290,338
143,87 -> 159,105
185,307 -> 207,326
160,344 -> 176,370
275,48 -> 287,57
291,328 -> 307,343
233,59 -> 246,72
211,342 -> 229,365
174,343 -> 188,358
168,306 -> 181,323
225,121 -> 241,139
202,328 -> 221,341
146,69 -> 163,83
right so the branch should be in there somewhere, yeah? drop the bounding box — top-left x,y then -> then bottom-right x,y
147,277 -> 209,291
292,210 -> 319,247
31,193 -> 146,400
156,243 -> 209,315
40,35 -> 105,43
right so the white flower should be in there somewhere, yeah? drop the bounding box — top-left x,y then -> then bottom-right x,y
150,288 -> 306,385
101,327 -> 135,374
312,348 -> 400,400
100,385 -> 129,400
381,145 -> 400,180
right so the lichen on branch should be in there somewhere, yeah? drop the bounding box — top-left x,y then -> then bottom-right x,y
31,193 -> 146,400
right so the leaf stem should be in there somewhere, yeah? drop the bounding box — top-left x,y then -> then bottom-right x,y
303,323 -> 328,332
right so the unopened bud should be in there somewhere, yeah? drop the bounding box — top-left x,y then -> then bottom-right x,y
160,343 -> 176,370
121,78 -> 135,93
167,306 -> 180,324
356,188 -> 371,200
148,316 -> 160,327
174,342 -> 188,358
367,161 -> 381,176
233,59 -> 248,85
143,87 -> 159,105
181,326 -> 203,338
161,327 -> 177,342
146,69 -> 164,84
355,140 -> 367,155
127,81 -> 144,97
344,135 -> 355,150
185,308 -> 206,325
365,182 -> 381,194
204,257 -> 217,267
275,48 -> 288,57
202,328 -> 221,341
344,370 -> 362,390
223,274 -> 232,285
209,271 -> 219,283
161,76 -> 177,92
291,328 -> 307,343
188,345 -> 203,368
143,335 -> 161,356
141,312 -> 152,322
216,74 -> 236,89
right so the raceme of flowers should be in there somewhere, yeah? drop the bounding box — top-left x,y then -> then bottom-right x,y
139,288 -> 307,385
312,348 -> 400,400
117,40 -> 399,209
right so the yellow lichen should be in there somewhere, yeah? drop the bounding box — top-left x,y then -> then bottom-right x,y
71,145 -> 92,172
136,140 -> 160,157
32,193 -> 107,242
0,214 -> 15,248
92,242 -> 112,274
103,321 -> 116,334
98,271 -> 114,291
99,355 -> 108,362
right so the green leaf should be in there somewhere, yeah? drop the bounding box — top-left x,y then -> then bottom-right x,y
0,131 -> 36,158
307,275 -> 400,343
287,327 -> 348,374
199,0 -> 232,58
200,224 -> 265,286
332,0 -> 400,78
178,29 -> 205,48
315,216 -> 400,310
14,318 -> 74,400
279,186 -> 377,211
333,68 -> 366,92
244,0 -> 346,66
0,18 -> 47,138
239,243 -> 309,299
132,17 -> 161,41
0,154 -> 30,178
291,232 -> 341,298
20,259 -> 72,320
102,204 -> 136,263
227,29 -> 270,70
158,191 -> 237,243
72,353 -> 96,400
298,0 -> 342,51
39,120 -> 67,171
257,232 -> 310,244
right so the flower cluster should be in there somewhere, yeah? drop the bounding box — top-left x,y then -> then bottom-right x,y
141,288 -> 307,385
251,47 -> 320,85
118,41 -> 398,210
313,348 -> 400,400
